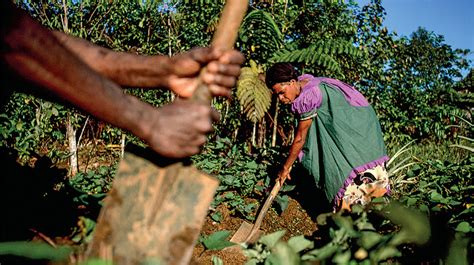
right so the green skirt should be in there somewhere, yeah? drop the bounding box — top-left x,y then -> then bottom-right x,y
299,83 -> 389,207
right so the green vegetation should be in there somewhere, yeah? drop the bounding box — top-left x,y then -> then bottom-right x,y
0,0 -> 472,264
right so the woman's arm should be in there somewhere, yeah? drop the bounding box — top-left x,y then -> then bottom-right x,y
278,118 -> 313,184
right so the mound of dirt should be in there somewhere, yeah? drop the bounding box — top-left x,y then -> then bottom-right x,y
191,197 -> 317,264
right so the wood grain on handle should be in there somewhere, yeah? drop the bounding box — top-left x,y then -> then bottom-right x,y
244,180 -> 284,242
192,0 -> 248,104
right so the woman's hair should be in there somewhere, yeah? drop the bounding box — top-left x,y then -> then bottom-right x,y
265,63 -> 300,89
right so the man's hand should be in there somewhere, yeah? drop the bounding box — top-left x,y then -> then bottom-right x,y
141,100 -> 219,158
167,47 -> 244,98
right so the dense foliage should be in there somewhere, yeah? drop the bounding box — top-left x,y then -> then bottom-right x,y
0,0 -> 472,264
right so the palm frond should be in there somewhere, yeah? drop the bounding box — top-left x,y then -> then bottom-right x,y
236,60 -> 272,123
270,39 -> 362,72
240,9 -> 283,49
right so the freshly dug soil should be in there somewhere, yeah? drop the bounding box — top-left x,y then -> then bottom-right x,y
191,197 -> 317,264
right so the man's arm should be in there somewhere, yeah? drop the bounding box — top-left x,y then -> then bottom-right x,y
51,31 -> 244,98
1,2 -> 214,158
51,31 -> 173,88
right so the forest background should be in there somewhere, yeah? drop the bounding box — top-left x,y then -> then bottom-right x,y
0,0 -> 472,264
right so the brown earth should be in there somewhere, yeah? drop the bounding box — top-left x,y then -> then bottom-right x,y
191,197 -> 318,264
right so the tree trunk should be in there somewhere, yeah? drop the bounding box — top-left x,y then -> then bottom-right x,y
67,114 -> 78,176
257,118 -> 266,148
252,122 -> 256,146
120,133 -> 126,158
62,0 -> 78,177
271,98 -> 280,147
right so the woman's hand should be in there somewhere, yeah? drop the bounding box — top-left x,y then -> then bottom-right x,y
277,166 -> 292,185
167,47 -> 244,98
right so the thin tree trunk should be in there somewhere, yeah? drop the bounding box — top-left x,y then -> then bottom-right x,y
120,133 -> 126,158
62,0 -> 78,176
258,118 -> 266,148
271,98 -> 280,147
77,116 -> 90,149
252,122 -> 256,146
232,127 -> 239,142
67,114 -> 78,176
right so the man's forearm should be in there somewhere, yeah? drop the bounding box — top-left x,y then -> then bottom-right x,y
51,31 -> 172,88
2,6 -> 151,138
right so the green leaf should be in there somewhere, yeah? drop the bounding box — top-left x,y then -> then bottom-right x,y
381,202 -> 431,245
430,191 -> 444,202
333,215 -> 355,235
211,255 -> 224,265
280,184 -> 296,192
371,246 -> 401,262
259,230 -> 286,248
358,231 -> 382,249
245,161 -> 258,170
316,213 -> 333,226
0,241 -> 72,261
332,250 -> 351,264
275,195 -> 289,212
419,204 -> 429,213
15,121 -> 23,131
266,242 -> 300,265
287,235 -> 314,253
80,259 -> 118,265
445,234 -> 470,265
202,231 -> 235,250
243,249 -> 263,260
406,197 -> 418,206
51,107 -> 59,116
455,222 -> 472,233
211,212 -> 223,222
305,244 -> 339,260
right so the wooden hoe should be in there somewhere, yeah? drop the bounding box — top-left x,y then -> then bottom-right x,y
230,179 -> 285,245
85,1 -> 248,264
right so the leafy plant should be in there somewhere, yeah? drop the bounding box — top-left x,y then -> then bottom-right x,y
0,241 -> 72,261
194,137 -> 285,219
69,165 -> 115,195
200,230 -> 235,251
71,216 -> 97,245
236,60 -> 272,123
271,39 -> 364,73
244,230 -> 313,265
242,202 -> 470,264
239,9 -> 284,64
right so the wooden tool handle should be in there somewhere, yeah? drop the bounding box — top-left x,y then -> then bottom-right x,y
210,0 -> 248,49
191,0 -> 248,104
245,179 -> 285,243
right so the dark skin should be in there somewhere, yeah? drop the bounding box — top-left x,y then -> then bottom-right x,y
1,2 -> 244,158
272,79 -> 312,185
